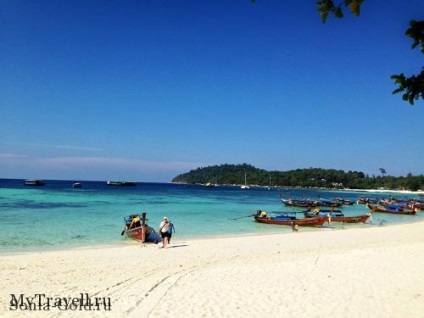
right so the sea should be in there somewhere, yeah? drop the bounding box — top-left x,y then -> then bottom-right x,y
1,179 -> 423,254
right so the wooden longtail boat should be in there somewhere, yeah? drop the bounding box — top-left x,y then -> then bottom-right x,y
304,212 -> 371,223
340,199 -> 355,205
281,198 -> 311,207
122,213 -> 161,243
357,197 -> 378,204
379,199 -> 424,211
254,215 -> 326,227
366,203 -> 417,215
281,197 -> 343,208
313,199 -> 343,208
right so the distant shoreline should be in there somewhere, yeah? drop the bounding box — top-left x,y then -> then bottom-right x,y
178,181 -> 424,196
342,188 -> 424,195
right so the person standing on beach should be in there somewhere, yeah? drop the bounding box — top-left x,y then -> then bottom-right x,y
158,217 -> 173,248
167,220 -> 176,243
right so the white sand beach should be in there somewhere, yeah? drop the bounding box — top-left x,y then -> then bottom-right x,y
1,221 -> 424,318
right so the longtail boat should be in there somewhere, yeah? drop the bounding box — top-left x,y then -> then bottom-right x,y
122,213 -> 161,243
304,211 -> 371,223
313,198 -> 344,208
366,203 -> 417,215
254,215 -> 326,227
379,199 -> 423,211
280,198 -> 311,207
281,197 -> 343,208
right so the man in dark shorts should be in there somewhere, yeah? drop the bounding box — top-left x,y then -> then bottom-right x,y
159,217 -> 171,248
166,220 -> 175,243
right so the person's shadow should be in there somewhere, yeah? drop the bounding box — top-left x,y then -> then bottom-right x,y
167,244 -> 189,249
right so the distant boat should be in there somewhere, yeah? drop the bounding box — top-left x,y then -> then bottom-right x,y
204,182 -> 214,188
24,179 -> 45,186
73,182 -> 82,188
281,198 -> 310,207
107,181 -> 137,186
240,173 -> 249,189
267,176 -> 272,190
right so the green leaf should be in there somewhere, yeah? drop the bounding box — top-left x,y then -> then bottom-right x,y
402,93 -> 409,101
334,7 -> 344,19
347,0 -> 363,16
321,11 -> 329,23
316,1 -> 333,23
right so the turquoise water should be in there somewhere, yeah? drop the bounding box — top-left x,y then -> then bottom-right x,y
0,179 -> 422,253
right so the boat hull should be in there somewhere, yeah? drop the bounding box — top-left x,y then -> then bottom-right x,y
254,215 -> 326,227
125,227 -> 144,241
124,226 -> 162,243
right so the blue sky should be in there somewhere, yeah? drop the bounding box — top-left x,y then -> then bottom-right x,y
1,0 -> 424,182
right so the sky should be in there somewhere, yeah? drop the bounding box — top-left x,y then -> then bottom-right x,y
1,0 -> 424,182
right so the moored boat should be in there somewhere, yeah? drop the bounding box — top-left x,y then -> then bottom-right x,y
304,211 -> 371,223
366,203 -> 417,215
107,181 -> 137,186
340,198 -> 355,205
313,198 -> 344,208
357,197 -> 378,204
24,179 -> 45,186
281,197 -> 343,208
240,173 -> 250,189
254,214 -> 326,227
122,213 -> 161,243
280,198 -> 311,207
379,199 -> 424,211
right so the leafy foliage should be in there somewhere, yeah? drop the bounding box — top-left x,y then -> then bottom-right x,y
172,164 -> 424,191
315,0 -> 363,23
407,20 -> 424,53
391,20 -> 424,105
315,2 -> 423,106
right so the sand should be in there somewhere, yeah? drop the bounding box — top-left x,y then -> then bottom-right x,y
1,221 -> 424,318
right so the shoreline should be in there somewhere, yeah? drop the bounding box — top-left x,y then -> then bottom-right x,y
0,216 -> 420,256
1,220 -> 424,317
178,182 -> 424,196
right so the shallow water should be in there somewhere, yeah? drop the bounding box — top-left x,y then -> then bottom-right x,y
0,179 -> 422,253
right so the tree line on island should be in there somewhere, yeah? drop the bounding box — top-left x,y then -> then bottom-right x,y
172,164 -> 424,191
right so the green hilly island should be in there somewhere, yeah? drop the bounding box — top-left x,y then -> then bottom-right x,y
172,164 -> 424,191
